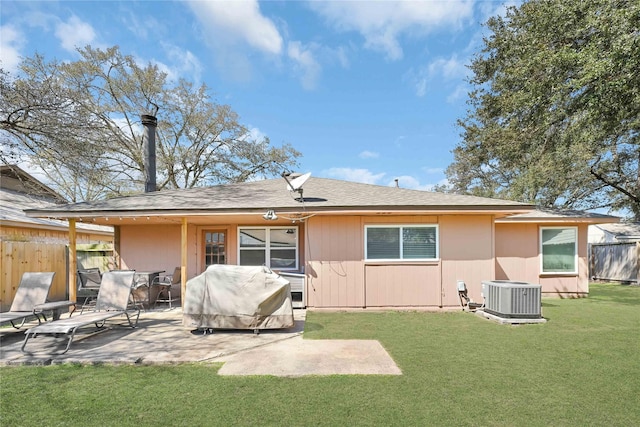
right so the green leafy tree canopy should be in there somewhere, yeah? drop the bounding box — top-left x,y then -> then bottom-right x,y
445,0 -> 639,219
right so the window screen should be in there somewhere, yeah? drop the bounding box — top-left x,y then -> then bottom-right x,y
541,227 -> 577,273
366,225 -> 438,260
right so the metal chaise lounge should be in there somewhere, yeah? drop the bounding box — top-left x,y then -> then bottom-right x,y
21,270 -> 140,354
0,272 -> 59,329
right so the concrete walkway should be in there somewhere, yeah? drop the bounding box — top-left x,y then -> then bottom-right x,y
0,308 -> 402,377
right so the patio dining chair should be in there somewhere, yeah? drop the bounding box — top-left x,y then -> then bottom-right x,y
77,268 -> 102,311
151,267 -> 181,309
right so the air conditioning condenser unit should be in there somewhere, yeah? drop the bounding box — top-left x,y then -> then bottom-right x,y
482,280 -> 542,319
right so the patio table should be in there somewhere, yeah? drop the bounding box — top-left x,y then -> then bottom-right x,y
134,271 -> 165,308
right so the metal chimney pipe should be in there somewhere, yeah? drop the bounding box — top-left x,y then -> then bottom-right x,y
141,114 -> 157,192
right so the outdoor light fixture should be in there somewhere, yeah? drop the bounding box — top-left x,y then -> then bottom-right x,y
263,210 -> 278,220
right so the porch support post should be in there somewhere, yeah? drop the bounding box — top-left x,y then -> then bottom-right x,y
181,217 -> 187,306
68,219 -> 77,303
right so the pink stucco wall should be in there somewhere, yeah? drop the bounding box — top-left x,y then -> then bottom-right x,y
114,214 -> 591,309
118,224 -> 192,278
305,214 -> 495,308
495,222 -> 590,296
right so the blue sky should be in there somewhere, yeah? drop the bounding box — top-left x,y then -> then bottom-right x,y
1,0 -> 514,190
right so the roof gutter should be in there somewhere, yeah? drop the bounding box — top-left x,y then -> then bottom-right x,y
25,206 -> 534,220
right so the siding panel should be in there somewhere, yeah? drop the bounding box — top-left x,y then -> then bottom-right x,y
440,215 -> 494,306
306,216 -> 364,307
365,264 -> 441,306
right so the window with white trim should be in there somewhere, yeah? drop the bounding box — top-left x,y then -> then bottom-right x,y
365,225 -> 438,261
540,226 -> 577,274
238,227 -> 298,270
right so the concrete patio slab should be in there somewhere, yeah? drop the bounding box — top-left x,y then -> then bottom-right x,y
214,338 -> 402,377
0,308 -> 402,377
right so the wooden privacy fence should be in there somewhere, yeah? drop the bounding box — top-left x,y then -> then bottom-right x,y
1,241 -> 68,312
590,242 -> 640,284
1,241 -> 115,311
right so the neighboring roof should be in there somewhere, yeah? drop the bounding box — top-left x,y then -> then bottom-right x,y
0,165 -> 65,203
25,177 -> 533,219
1,168 -> 113,236
496,208 -> 619,224
1,188 -> 113,235
592,222 -> 640,241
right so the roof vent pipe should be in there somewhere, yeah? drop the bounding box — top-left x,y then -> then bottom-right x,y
141,114 -> 157,192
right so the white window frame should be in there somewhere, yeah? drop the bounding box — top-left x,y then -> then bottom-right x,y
540,226 -> 578,275
365,224 -> 439,262
238,226 -> 299,271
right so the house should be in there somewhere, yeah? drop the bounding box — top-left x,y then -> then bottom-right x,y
495,209 -> 620,296
588,222 -> 640,284
1,165 -> 113,310
589,222 -> 640,244
0,165 -> 113,244
24,175 -> 618,309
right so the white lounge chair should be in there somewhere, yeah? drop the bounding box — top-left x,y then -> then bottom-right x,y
21,270 -> 140,354
0,272 -> 57,329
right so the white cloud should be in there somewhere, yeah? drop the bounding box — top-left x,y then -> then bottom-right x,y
406,54 -> 470,98
163,44 -> 204,83
429,55 -> 467,80
130,43 -> 203,85
322,168 -> 386,184
359,150 -> 380,159
334,45 -> 350,69
308,0 -> 475,60
446,83 -> 469,103
188,0 -> 282,55
394,136 -> 406,147
287,41 -> 321,90
246,127 -> 267,142
121,9 -> 160,40
389,175 -> 435,191
55,15 -> 96,52
387,175 -> 449,191
478,0 -> 519,24
186,0 -> 283,82
321,168 -> 445,191
423,167 -> 445,175
0,25 -> 23,74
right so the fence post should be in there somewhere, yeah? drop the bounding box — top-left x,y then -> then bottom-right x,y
637,242 -> 640,285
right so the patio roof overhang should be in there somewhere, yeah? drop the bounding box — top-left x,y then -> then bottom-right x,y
26,205 -> 535,226
495,208 -> 620,225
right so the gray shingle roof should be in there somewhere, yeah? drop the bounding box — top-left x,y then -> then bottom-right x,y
1,188 -> 113,233
593,222 -> 640,238
25,177 -> 532,218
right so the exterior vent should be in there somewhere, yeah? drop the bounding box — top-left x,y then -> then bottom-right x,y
482,280 -> 542,318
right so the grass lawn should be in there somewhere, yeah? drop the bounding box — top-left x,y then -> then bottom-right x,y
1,283 -> 639,426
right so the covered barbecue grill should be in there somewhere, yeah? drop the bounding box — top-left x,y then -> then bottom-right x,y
183,264 -> 294,331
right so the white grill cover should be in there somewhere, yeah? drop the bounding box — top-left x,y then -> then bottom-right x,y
182,265 -> 294,330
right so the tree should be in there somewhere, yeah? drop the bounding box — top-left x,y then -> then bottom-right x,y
445,0 -> 639,219
1,46 -> 300,201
